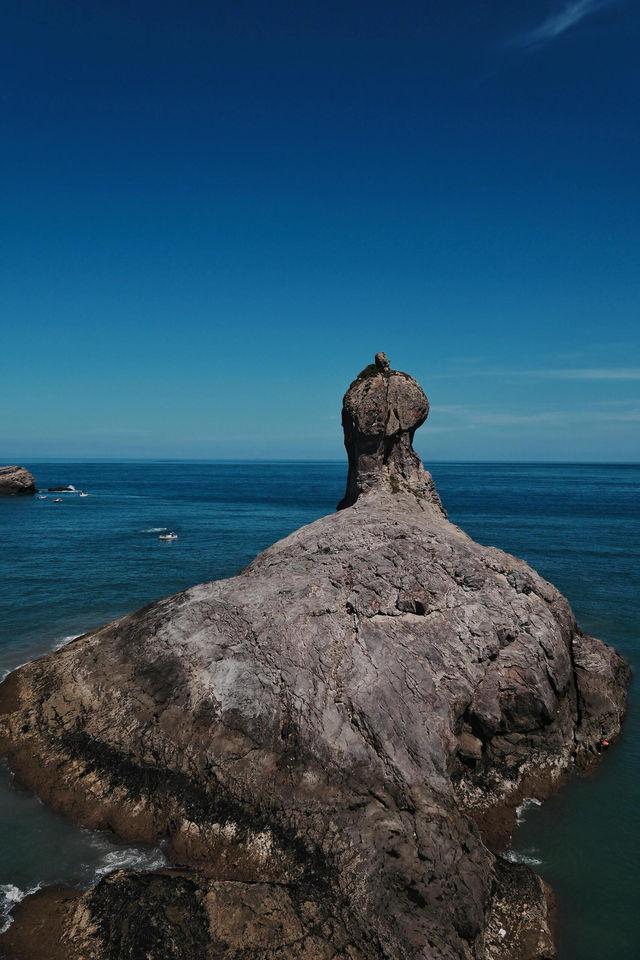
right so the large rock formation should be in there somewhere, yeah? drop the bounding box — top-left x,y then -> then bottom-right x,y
0,357 -> 630,960
0,465 -> 37,496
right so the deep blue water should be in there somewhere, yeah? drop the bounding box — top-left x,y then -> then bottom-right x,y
1,461 -> 638,958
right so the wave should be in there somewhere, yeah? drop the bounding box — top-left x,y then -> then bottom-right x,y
75,826 -> 168,886
0,882 -> 42,934
90,843 -> 167,880
52,634 -> 81,651
515,797 -> 542,824
140,527 -> 168,533
504,849 -> 543,867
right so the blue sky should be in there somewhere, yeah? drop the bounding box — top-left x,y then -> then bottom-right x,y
1,0 -> 638,461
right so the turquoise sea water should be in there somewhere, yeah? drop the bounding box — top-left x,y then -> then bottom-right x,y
0,461 -> 638,957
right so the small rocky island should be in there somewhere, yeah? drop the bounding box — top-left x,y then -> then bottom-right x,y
0,465 -> 37,496
0,355 -> 630,959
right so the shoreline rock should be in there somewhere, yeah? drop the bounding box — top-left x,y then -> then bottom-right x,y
0,356 -> 630,959
0,466 -> 37,496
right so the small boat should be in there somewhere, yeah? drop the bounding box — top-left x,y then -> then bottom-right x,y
158,531 -> 178,541
78,492 -> 90,497
53,497 -> 63,503
37,495 -> 47,500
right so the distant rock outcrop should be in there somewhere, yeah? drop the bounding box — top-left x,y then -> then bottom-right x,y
0,465 -> 37,496
0,356 -> 630,960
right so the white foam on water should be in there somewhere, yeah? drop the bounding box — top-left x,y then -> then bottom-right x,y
515,797 -> 542,824
75,826 -> 168,886
140,527 -> 168,533
0,882 -> 42,934
92,844 -> 167,880
52,634 -> 81,651
504,849 -> 543,867
0,884 -> 24,906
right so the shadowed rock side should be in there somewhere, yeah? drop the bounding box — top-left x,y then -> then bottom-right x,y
0,356 -> 630,960
0,465 -> 37,496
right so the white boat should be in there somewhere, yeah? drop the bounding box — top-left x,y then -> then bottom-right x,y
158,531 -> 178,541
37,495 -> 47,500
53,497 -> 63,503
78,492 -> 90,497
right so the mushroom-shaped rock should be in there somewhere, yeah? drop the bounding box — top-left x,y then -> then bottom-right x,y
0,465 -> 37,496
0,357 -> 630,960
338,353 -> 441,510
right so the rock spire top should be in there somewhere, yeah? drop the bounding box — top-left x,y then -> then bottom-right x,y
338,354 -> 440,510
374,351 -> 390,372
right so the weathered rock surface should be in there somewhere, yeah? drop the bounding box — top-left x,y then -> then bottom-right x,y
0,357 -> 630,960
0,465 -> 37,496
2,871 -> 366,960
338,352 -> 442,511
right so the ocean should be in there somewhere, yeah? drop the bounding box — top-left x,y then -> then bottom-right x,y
1,461 -> 638,958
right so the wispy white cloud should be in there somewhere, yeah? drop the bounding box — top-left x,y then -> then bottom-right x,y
433,401 -> 640,428
468,411 -> 567,426
523,367 -> 640,380
515,0 -> 617,47
434,366 -> 640,381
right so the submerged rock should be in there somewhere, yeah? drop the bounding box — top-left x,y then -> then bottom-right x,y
0,465 -> 37,496
0,356 -> 630,960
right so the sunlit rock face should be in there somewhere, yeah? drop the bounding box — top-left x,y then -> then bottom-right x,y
0,356 -> 630,960
338,351 -> 442,511
0,465 -> 37,495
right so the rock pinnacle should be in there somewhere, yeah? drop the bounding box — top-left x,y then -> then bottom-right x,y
338,354 -> 439,510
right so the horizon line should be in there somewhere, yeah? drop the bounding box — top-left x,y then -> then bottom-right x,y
12,457 -> 640,466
